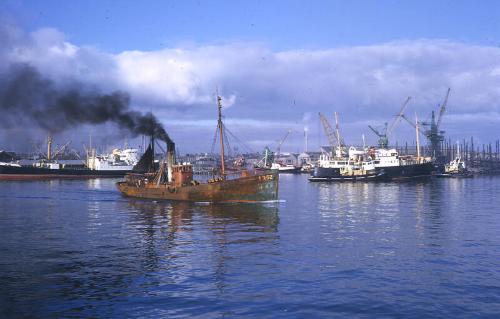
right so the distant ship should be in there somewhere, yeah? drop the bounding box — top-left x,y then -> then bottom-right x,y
310,109 -> 435,182
309,147 -> 435,182
117,94 -> 279,203
86,148 -> 140,171
0,136 -> 141,180
254,140 -> 301,174
270,162 -> 301,173
436,142 -> 473,178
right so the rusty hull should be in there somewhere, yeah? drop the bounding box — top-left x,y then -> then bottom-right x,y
116,172 -> 279,203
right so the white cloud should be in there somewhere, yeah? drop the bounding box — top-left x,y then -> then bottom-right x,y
2,23 -> 500,150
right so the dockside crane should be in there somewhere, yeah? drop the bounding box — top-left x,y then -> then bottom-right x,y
401,88 -> 450,160
401,114 -> 425,135
319,112 -> 345,147
368,96 -> 411,148
275,129 -> 292,159
319,113 -> 338,148
424,88 -> 450,159
319,112 -> 346,157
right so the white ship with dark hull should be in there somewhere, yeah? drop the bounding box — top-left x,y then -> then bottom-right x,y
311,109 -> 435,182
0,137 -> 141,180
309,147 -> 435,182
270,162 -> 301,174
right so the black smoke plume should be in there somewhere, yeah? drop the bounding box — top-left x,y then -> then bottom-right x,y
0,63 -> 174,147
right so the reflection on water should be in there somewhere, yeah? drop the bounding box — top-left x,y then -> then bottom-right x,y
127,200 -> 279,231
86,178 -> 104,190
1,176 -> 500,318
123,200 -> 280,280
312,179 -> 462,253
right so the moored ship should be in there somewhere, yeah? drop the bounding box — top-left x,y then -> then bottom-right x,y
309,147 -> 435,182
270,162 -> 301,173
116,94 -> 279,203
436,142 -> 473,178
310,109 -> 435,182
0,137 -> 141,180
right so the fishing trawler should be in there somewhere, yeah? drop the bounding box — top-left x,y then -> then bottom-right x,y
116,95 -> 279,203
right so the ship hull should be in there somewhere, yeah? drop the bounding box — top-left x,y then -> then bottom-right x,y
309,162 -> 435,182
272,167 -> 302,174
0,165 -> 130,180
435,172 -> 473,178
117,172 -> 279,203
377,162 -> 436,180
308,173 -> 384,182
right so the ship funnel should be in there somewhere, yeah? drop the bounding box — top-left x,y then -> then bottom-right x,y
47,135 -> 53,161
167,142 -> 176,183
150,136 -> 155,172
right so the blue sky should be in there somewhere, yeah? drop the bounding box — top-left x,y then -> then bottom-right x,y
1,1 -> 500,153
4,0 -> 500,51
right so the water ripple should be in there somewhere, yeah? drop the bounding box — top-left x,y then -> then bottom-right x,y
1,176 -> 500,317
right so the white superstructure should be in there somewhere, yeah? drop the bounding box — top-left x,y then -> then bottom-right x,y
270,162 -> 299,172
370,148 -> 401,167
444,143 -> 467,174
0,162 -> 21,167
87,148 -> 140,171
318,146 -> 431,170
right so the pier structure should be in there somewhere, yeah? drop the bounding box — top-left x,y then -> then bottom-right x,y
392,138 -> 500,174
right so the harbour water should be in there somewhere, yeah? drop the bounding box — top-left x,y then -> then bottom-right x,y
1,175 -> 499,318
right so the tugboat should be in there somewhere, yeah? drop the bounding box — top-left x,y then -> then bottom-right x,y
436,143 -> 472,178
116,95 -> 279,203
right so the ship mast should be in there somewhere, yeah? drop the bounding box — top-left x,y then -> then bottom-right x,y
47,135 -> 53,161
217,93 -> 226,178
334,112 -> 343,158
415,112 -> 421,162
